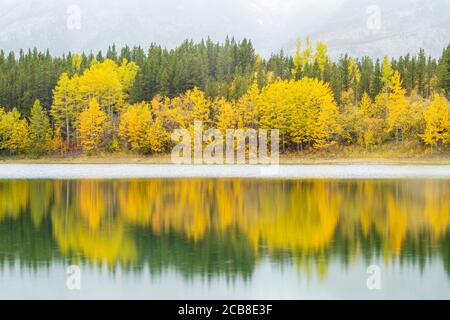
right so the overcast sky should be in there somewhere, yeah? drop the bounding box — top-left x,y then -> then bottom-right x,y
0,0 -> 448,57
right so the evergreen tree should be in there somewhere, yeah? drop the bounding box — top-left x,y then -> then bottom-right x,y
438,45 -> 450,98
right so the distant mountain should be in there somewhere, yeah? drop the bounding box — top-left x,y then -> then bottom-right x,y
300,0 -> 450,58
0,0 -> 448,58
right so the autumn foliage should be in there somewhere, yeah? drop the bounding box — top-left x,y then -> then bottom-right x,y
0,41 -> 449,156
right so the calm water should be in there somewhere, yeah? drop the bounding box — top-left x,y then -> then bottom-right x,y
0,173 -> 449,299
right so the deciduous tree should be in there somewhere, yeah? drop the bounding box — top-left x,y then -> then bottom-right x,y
29,99 -> 52,153
0,107 -> 29,153
78,99 -> 107,152
423,94 -> 449,147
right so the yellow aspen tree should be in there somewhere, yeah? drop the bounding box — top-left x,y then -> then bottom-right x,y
235,81 -> 259,129
301,37 -> 313,69
216,97 -> 237,133
153,96 -> 185,132
0,108 -> 29,153
78,59 -> 124,114
360,92 -> 373,118
147,118 -> 169,153
257,80 -> 291,150
78,99 -> 107,152
358,92 -> 374,148
166,96 -> 188,130
292,39 -> 303,77
50,127 -> 65,155
12,114 -> 29,153
292,38 -> 313,77
387,71 -> 408,143
403,91 -> 429,139
75,59 -> 138,150
117,58 -> 139,100
119,102 -> 153,152
0,107 -> 5,149
314,41 -> 329,77
313,94 -> 341,149
50,73 -> 79,149
348,58 -> 360,103
358,92 -> 386,148
381,56 -> 393,93
257,78 -> 337,151
183,87 -> 211,127
422,94 -> 450,147
339,89 -> 360,144
71,53 -> 83,74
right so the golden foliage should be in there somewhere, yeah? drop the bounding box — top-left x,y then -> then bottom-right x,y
0,107 -> 29,152
3,54 -> 450,155
423,94 -> 450,146
78,99 -> 107,152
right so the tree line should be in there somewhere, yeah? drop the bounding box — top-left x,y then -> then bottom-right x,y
0,38 -> 449,156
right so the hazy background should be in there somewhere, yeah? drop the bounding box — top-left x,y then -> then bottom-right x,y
0,0 -> 449,58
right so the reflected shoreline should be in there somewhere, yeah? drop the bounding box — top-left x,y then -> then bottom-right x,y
0,164 -> 449,179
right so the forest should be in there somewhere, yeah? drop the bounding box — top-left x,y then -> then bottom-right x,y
0,37 -> 449,156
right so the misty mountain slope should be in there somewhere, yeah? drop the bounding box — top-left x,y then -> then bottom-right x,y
0,0 -> 448,58
303,0 -> 450,58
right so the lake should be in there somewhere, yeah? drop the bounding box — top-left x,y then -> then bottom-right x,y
0,165 -> 449,299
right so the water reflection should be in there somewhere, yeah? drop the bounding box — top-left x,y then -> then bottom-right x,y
0,179 -> 449,284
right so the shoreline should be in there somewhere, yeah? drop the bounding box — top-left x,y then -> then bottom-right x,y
1,155 -> 450,165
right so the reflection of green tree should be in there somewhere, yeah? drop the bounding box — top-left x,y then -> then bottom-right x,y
331,227 -> 446,276
440,236 -> 450,278
0,215 -> 58,270
130,227 -> 257,281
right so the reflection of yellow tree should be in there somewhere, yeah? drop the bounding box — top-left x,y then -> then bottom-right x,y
115,179 -> 340,253
117,179 -> 214,240
29,180 -> 52,227
386,193 -> 408,255
50,180 -> 137,266
51,211 -> 137,265
424,181 -> 449,239
0,181 -> 29,220
78,180 -> 106,230
236,181 -> 340,253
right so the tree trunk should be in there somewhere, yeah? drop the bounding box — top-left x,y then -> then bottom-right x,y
65,108 -> 70,151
